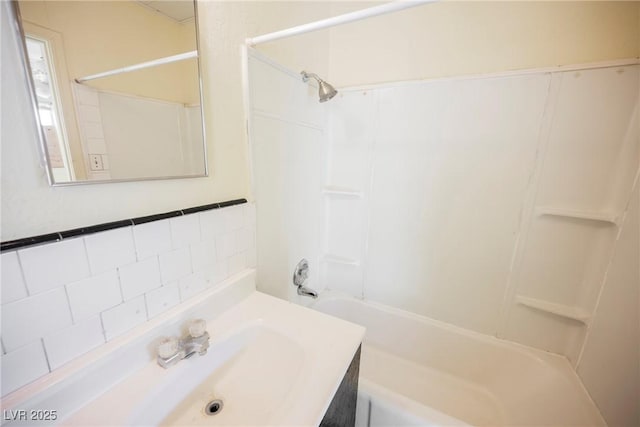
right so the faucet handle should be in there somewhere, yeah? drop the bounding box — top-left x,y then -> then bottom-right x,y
158,337 -> 180,358
188,319 -> 207,338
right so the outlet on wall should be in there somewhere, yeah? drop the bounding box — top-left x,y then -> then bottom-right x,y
89,154 -> 103,171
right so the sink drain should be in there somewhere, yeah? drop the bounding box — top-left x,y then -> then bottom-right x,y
205,399 -> 223,416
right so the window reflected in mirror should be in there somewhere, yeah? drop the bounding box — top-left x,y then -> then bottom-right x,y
26,36 -> 74,182
16,0 -> 206,184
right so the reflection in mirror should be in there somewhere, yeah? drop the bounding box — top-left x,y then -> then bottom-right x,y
15,0 -> 207,184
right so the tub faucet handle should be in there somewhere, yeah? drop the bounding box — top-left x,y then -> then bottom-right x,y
293,259 -> 309,286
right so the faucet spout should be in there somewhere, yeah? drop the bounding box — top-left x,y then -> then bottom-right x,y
297,285 -> 318,299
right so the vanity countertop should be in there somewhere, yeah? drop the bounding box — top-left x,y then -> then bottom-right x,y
63,288 -> 364,426
2,271 -> 364,427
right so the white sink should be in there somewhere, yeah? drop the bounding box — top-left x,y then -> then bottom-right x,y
128,321 -> 306,426
62,289 -> 364,427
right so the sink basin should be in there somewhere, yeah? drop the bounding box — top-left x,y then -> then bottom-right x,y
62,290 -> 365,427
128,321 -> 305,426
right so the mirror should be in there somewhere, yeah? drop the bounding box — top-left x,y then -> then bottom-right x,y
14,0 -> 207,185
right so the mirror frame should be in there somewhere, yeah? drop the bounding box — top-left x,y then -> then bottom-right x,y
11,0 -> 208,186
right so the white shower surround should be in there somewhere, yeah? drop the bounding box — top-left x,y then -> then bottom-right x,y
246,50 -> 639,426
323,62 -> 639,366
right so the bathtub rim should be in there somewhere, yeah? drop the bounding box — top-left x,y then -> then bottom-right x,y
312,291 -> 570,366
310,290 -> 606,426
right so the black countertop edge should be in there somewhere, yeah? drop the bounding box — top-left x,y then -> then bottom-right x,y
1,199 -> 248,253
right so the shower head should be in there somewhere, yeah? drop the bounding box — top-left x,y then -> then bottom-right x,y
301,71 -> 337,103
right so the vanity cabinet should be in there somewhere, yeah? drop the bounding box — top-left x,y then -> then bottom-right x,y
320,345 -> 361,427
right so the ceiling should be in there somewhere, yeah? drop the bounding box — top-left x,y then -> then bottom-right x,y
135,1 -> 195,24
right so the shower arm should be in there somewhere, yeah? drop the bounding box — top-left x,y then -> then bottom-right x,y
301,72 -> 320,84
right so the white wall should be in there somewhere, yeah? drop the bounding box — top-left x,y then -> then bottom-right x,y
576,178 -> 639,427
247,51 -> 327,301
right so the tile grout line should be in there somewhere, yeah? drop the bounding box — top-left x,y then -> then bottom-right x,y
14,250 -> 31,297
40,338 -> 52,373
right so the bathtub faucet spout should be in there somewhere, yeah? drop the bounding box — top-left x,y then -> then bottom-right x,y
297,285 -> 318,299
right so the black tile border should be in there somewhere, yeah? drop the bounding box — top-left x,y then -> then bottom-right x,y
60,219 -> 134,239
131,211 -> 182,225
1,198 -> 247,253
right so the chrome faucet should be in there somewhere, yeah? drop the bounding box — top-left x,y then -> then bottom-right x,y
297,285 -> 318,298
157,319 -> 210,369
293,259 -> 318,299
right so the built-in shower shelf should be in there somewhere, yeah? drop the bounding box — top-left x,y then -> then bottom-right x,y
535,207 -> 618,225
323,186 -> 363,198
516,296 -> 591,324
323,254 -> 360,266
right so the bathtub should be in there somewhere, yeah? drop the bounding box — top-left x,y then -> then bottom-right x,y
311,294 -> 605,427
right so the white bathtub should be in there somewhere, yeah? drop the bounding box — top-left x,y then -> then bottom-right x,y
311,295 -> 605,427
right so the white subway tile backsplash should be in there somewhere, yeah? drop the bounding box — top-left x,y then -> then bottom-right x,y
1,340 -> 50,395
159,248 -> 192,284
2,288 -> 72,351
145,285 -> 180,318
225,205 -> 245,232
236,228 -> 255,252
228,252 -> 247,276
216,232 -> 237,259
247,248 -> 257,268
200,209 -> 226,239
18,238 -> 90,295
191,239 -> 217,272
66,270 -> 122,322
246,203 -> 256,227
84,227 -> 136,275
0,202 -> 251,391
43,317 -> 104,369
213,260 -> 229,285
119,257 -> 161,300
133,220 -> 172,260
101,297 -> 147,341
1,251 -> 28,304
170,215 -> 200,249
199,259 -> 228,287
178,272 -> 207,301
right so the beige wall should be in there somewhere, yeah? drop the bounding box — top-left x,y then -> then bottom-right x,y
19,0 -> 198,104
327,1 -> 640,87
